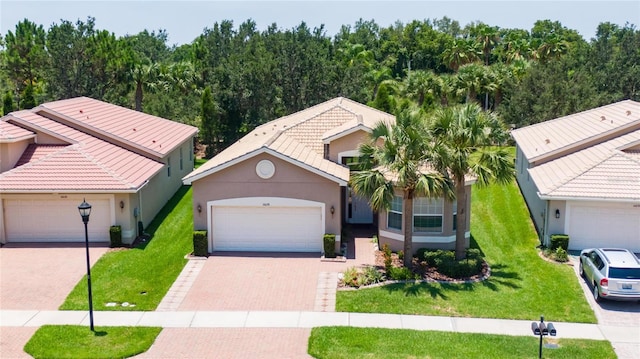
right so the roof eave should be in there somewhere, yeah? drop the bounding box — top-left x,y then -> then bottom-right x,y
538,193 -> 640,203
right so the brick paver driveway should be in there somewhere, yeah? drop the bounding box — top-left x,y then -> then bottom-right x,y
0,243 -> 109,310
0,243 -> 109,358
179,250 -> 364,311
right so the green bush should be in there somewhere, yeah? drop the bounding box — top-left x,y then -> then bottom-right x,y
192,230 -> 208,257
323,234 -> 336,258
109,225 -> 122,248
342,266 -> 384,288
554,247 -> 569,262
382,243 -> 393,272
388,267 -> 418,281
550,234 -> 570,250
421,249 -> 484,279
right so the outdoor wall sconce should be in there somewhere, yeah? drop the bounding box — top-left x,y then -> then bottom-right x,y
119,200 -> 125,209
555,209 -> 560,219
197,204 -> 202,213
330,205 -> 335,216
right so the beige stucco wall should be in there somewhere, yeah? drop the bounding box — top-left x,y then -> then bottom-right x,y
515,145 -> 546,240
377,185 -> 472,253
0,140 -> 31,173
546,200 -> 567,239
136,139 -> 194,234
192,153 -> 342,236
327,130 -> 369,163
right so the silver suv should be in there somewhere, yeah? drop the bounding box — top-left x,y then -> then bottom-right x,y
579,248 -> 640,302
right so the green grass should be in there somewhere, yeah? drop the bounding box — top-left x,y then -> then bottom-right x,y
60,186 -> 193,311
24,325 -> 161,359
308,327 -> 616,359
194,157 -> 207,168
337,180 -> 596,323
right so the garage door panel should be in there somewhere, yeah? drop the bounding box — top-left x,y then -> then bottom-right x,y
568,204 -> 640,253
5,199 -> 111,242
212,205 -> 322,252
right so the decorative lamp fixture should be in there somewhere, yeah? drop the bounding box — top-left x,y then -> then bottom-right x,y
197,204 -> 202,213
555,209 -> 560,219
119,200 -> 125,209
330,206 -> 335,215
77,198 -> 94,331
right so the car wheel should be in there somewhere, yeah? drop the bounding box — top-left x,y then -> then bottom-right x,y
578,260 -> 585,277
593,283 -> 602,303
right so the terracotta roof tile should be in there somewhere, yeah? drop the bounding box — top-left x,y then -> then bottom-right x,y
0,121 -> 35,142
184,97 -> 391,184
511,100 -> 640,162
37,97 -> 198,157
0,97 -> 192,192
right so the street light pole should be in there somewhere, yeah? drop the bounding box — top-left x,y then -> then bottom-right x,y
78,199 -> 94,331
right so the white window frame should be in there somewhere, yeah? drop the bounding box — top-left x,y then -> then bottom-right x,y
413,197 -> 443,233
452,200 -> 458,231
180,148 -> 184,171
388,195 -> 402,230
167,157 -> 171,177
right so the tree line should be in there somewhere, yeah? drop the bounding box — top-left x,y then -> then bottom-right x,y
1,16 -> 638,157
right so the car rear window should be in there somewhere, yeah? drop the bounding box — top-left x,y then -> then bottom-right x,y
609,267 -> 640,279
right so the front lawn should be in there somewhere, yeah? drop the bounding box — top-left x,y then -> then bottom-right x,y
308,327 -> 616,359
336,180 -> 596,323
24,325 -> 161,359
60,186 -> 193,311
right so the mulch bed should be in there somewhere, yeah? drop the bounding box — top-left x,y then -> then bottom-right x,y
374,250 -> 490,282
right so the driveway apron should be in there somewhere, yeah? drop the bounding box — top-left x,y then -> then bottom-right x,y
0,243 -> 109,310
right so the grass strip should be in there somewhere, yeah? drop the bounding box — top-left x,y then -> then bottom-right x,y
308,327 -> 615,359
24,325 -> 161,359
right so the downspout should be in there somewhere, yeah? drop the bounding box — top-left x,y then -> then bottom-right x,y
542,200 -> 550,248
137,180 -> 150,237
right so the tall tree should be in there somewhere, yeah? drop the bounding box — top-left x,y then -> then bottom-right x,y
3,19 -> 46,107
428,103 -> 514,259
351,106 -> 454,266
200,86 -> 219,158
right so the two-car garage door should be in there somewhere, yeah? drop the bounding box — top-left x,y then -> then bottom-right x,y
210,198 -> 323,252
567,202 -> 640,253
4,198 -> 111,242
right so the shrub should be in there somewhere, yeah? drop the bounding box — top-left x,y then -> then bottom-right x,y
323,234 -> 336,258
388,267 -> 418,281
341,266 -> 384,288
398,250 -> 404,261
550,234 -> 570,250
554,247 -> 569,262
109,225 -> 122,248
192,230 -> 208,257
421,249 -> 484,279
382,243 -> 393,272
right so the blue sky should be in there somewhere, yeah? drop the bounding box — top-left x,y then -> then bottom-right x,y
2,1 -> 638,46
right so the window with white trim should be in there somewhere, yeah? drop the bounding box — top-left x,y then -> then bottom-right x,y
388,196 -> 402,230
413,197 -> 443,232
167,157 -> 171,177
189,138 -> 193,161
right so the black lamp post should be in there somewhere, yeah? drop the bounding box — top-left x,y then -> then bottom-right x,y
78,199 -> 94,331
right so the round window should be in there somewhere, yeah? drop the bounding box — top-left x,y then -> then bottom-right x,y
256,159 -> 275,179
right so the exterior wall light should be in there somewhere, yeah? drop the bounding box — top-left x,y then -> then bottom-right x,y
555,209 -> 560,219
197,204 -> 202,213
330,205 -> 335,216
119,200 -> 125,209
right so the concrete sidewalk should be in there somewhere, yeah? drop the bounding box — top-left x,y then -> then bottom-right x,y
3,309 -> 638,344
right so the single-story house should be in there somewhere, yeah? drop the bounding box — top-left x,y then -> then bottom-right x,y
511,100 -> 640,253
182,97 -> 471,253
0,97 -> 198,244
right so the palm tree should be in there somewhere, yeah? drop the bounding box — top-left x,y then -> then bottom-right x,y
442,38 -> 481,72
351,106 -> 454,267
427,103 -> 514,260
131,62 -> 159,112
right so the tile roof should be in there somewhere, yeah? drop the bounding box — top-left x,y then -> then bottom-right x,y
37,97 -> 198,158
514,100 -> 640,201
0,121 -> 35,143
184,97 -> 394,184
511,100 -> 640,163
0,97 -> 197,192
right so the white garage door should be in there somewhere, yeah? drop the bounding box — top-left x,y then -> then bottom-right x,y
568,203 -> 640,253
4,198 -> 111,242
211,205 -> 323,252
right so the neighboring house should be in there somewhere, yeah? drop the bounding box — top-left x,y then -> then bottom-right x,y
511,100 -> 640,253
0,97 -> 198,245
182,97 -> 471,253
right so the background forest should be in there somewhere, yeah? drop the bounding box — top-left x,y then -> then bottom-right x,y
1,16 -> 638,157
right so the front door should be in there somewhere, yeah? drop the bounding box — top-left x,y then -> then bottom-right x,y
345,188 -> 374,224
